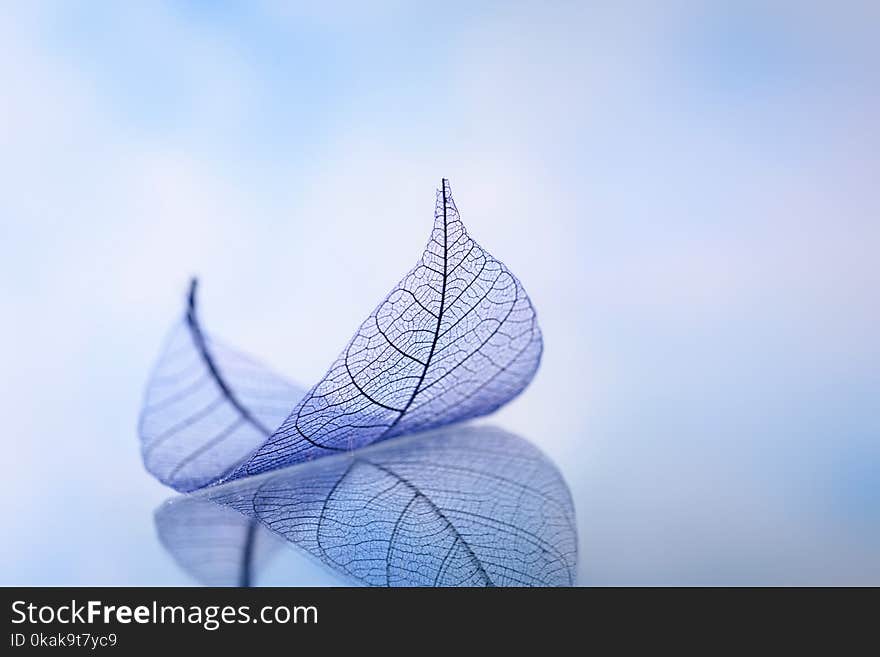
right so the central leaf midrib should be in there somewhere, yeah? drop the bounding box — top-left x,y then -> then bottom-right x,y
186,279 -> 272,438
367,460 -> 493,587
381,180 -> 449,436
238,517 -> 258,587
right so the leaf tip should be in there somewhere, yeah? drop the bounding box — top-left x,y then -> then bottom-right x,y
187,277 -> 199,314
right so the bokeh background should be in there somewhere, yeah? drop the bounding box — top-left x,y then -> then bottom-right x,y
1,1 -> 877,585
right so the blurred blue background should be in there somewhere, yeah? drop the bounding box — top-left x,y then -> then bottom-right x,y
1,1 -> 877,585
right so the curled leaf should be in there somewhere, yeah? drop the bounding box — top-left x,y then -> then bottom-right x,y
167,425 -> 576,587
139,280 -> 306,492
231,179 -> 542,479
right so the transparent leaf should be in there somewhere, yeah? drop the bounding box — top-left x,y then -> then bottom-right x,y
229,179 -> 542,479
165,425 -> 576,586
139,280 -> 306,492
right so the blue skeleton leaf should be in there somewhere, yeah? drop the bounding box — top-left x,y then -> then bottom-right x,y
138,280 -> 306,492
228,179 -> 543,480
160,426 -> 577,587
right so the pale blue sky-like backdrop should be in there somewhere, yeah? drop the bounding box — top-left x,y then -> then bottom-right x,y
1,1 -> 877,585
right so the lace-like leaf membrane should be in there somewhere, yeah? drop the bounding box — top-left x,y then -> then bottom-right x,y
139,281 -> 306,492
160,426 -> 577,587
232,179 -> 542,479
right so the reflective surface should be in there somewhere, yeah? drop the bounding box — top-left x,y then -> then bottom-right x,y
157,426 -> 577,587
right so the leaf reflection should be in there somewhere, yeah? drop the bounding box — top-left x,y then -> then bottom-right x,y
156,425 -> 576,587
